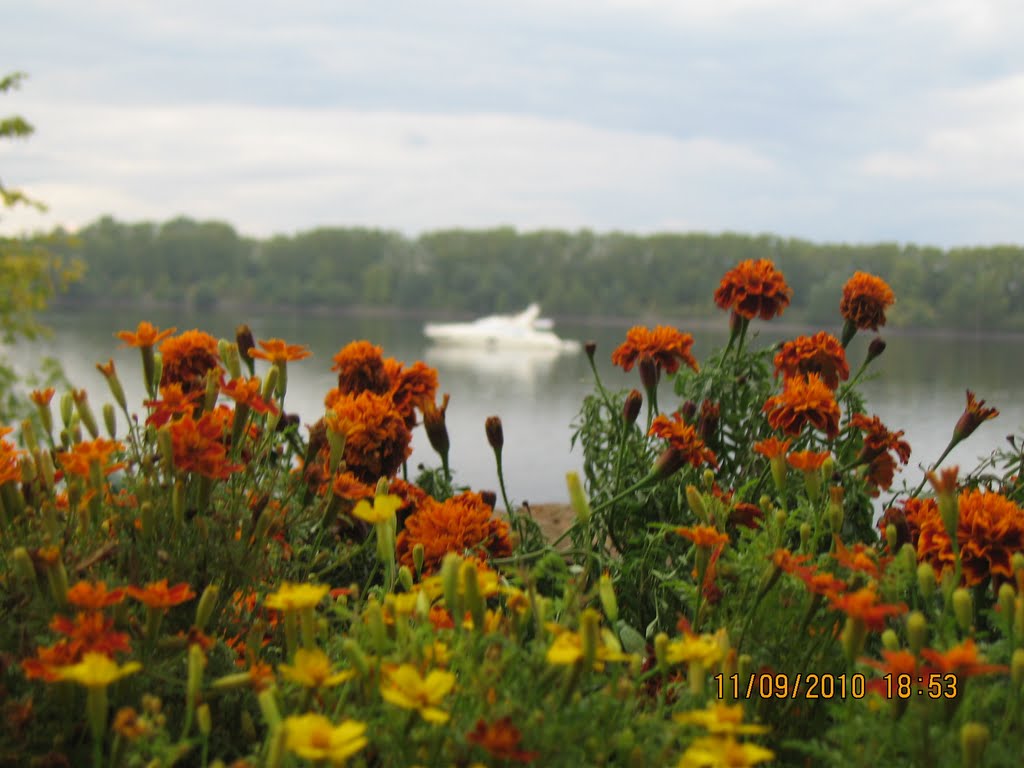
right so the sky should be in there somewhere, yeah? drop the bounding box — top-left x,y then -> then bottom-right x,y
2,0 -> 1024,246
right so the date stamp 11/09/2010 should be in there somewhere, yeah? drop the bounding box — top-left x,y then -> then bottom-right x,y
712,672 -> 961,701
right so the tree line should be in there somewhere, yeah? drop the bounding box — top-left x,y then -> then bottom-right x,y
31,215 -> 1024,333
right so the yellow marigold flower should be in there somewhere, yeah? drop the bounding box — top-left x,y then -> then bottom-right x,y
56,652 -> 142,688
279,649 -> 356,689
673,702 -> 769,736
678,736 -> 774,768
283,713 -> 368,765
664,633 -> 725,666
545,627 -> 633,668
380,664 -> 456,724
352,494 -> 402,525
265,582 -> 329,612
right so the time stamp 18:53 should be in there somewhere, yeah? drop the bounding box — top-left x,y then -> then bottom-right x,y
713,673 -> 959,700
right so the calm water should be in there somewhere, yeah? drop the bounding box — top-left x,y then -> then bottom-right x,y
7,307 -> 1023,504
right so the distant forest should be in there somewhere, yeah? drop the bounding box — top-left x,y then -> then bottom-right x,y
31,215 -> 1024,333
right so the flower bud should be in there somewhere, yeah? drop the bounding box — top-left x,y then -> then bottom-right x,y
584,340 -> 596,363
102,403 -> 117,439
256,689 -> 281,729
72,389 -> 100,439
12,546 -> 37,585
1012,649 -> 1024,689
799,522 -> 812,551
140,501 -> 155,539
441,553 -> 463,622
412,543 -> 425,575
398,565 -> 414,592
236,325 -> 256,376
158,427 -> 175,476
885,524 -> 898,554
841,616 -> 867,662
638,358 -> 658,395
899,542 -> 916,575
581,608 -> 601,670
998,583 -> 1016,627
866,337 -> 886,365
566,471 -> 591,525
953,588 -> 973,633
261,366 -> 280,402
702,469 -> 715,492
960,723 -> 989,768
219,340 -> 241,380
60,391 -> 74,430
599,572 -> 619,623
1015,596 -> 1024,639
342,638 -> 370,678
906,611 -> 928,656
623,389 -> 643,426
685,485 -> 707,524
423,394 -> 450,459
653,632 -> 670,673
917,563 -> 936,601
881,629 -> 899,652
462,561 -> 486,630
197,704 -> 212,737
194,585 -> 220,632
484,415 -> 504,453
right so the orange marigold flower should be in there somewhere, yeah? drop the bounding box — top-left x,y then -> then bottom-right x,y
840,272 -> 895,331
611,326 -> 698,375
467,717 -> 540,764
920,638 -> 1008,677
729,502 -> 764,529
770,549 -> 811,574
331,340 -> 390,396
22,642 -> 84,682
386,359 -> 439,426
248,338 -> 312,365
953,390 -> 999,444
794,566 -> 848,598
326,391 -> 412,483
762,374 -> 840,439
832,538 -> 889,580
773,332 -> 849,390
116,321 -> 176,348
159,329 -> 222,394
713,259 -> 793,321
221,377 -> 279,415
168,411 -> 243,480
1,431 -> 21,485
331,471 -> 375,502
649,413 -> 718,468
56,438 -> 125,479
144,383 -> 201,427
67,581 -> 126,609
30,387 -> 55,406
786,450 -> 830,472
852,414 -> 911,465
126,579 -> 196,609
676,525 -> 730,549
396,491 -> 512,574
753,437 -> 791,459
828,587 -> 907,631
51,612 -> 133,657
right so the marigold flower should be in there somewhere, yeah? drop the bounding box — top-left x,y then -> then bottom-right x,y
676,525 -> 730,549
663,633 -> 725,667
953,390 -> 999,444
144,383 -> 202,427
753,438 -> 791,459
265,582 -> 329,612
279,648 -> 356,689
326,391 -> 412,483
770,548 -> 811,574
331,471 -> 375,502
786,450 -> 830,472
66,581 -> 126,610
678,736 -> 775,768
50,611 -> 132,657
159,329 -> 222,394
828,587 -> 907,631
55,652 -> 142,688
352,494 -> 402,525
386,359 -> 439,426
283,713 -> 368,765
673,702 -> 769,736
467,717 -> 540,763
396,491 -> 512,574
56,438 -> 125,479
713,259 -> 792,321
773,332 -> 849,390
380,664 -> 456,723
332,340 -> 390,395
793,567 -> 848,598
832,538 -> 888,580
221,376 -> 279,415
649,413 -> 718,468
840,272 -> 895,331
247,338 -> 311,365
116,321 -> 176,348
168,411 -> 243,480
920,638 -> 1008,677
126,579 -> 196,609
611,325 -> 698,375
762,374 -> 840,439
30,387 -> 55,406
1,432 -> 22,486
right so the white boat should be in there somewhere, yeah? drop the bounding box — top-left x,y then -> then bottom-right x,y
423,304 -> 580,351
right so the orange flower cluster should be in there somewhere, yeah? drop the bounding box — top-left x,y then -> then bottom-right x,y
331,341 -> 391,396
326,391 -> 412,483
159,329 -> 222,394
611,326 -> 698,375
762,374 -> 840,439
773,332 -> 849,390
467,717 -> 539,763
1,427 -> 22,486
840,272 -> 895,331
126,579 -> 196,609
828,587 -> 907,631
851,413 -> 911,494
145,384 -> 202,427
786,450 -> 830,472
116,321 -> 176,348
396,491 -> 512,574
676,525 -> 729,549
168,411 -> 243,480
248,338 -> 311,365
56,438 -> 125,479
649,413 -> 718,469
713,259 -> 793,321
753,437 -> 791,459
910,489 -> 1024,587
221,376 -> 278,415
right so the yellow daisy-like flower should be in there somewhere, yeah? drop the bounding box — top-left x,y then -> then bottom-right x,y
56,652 -> 142,688
545,627 -> 633,668
380,664 -> 456,724
664,632 -> 727,667
279,649 -> 356,689
673,702 -> 770,736
678,736 -> 774,768
283,713 -> 367,765
265,582 -> 330,612
352,494 -> 403,525
546,631 -> 584,666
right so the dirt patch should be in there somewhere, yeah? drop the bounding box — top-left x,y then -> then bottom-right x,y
519,502 -> 574,542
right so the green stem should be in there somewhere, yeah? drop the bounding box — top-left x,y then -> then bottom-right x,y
910,437 -> 959,497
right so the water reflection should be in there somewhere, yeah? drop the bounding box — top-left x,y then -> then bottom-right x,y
424,345 -> 567,387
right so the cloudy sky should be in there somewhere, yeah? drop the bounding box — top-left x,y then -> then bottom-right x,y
2,0 -> 1023,246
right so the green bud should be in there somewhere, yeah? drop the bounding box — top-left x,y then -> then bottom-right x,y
187,644 -> 206,706
960,723 -> 989,768
799,523 -> 812,552
599,572 -> 619,623
412,543 -> 425,575
197,704 -> 212,737
953,588 -> 973,632
102,403 -> 117,439
899,542 -> 917,575
194,585 -> 220,632
462,561 -> 485,631
59,391 -> 74,430
841,616 -> 867,662
917,563 -> 936,601
219,340 -> 241,380
20,419 -> 38,453
566,471 -> 591,525
158,427 -> 175,476
398,565 -> 414,592
1012,648 -> 1024,689
885,524 -> 898,553
342,638 -> 370,678
685,484 -> 707,523
906,611 -> 928,656
998,583 -> 1016,627
881,628 -> 900,652
702,468 -> 715,492
12,546 -> 37,585
262,366 -> 280,402
653,632 -> 670,673
257,689 -> 281,729
581,608 -> 601,671
73,390 -> 100,439
441,553 -> 463,622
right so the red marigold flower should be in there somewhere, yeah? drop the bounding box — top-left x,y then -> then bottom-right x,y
326,391 -> 412,483
51,612 -> 133,657
159,329 -> 222,394
786,450 -> 830,472
67,581 -> 126,610
221,376 -> 279,415
676,525 -> 730,549
851,414 -> 911,465
753,437 -> 791,459
773,332 -> 849,390
331,340 -> 390,396
396,491 -> 512,574
56,438 -> 125,479
331,471 -> 375,502
168,411 -> 243,480
649,413 -> 718,468
248,338 -> 312,365
828,587 -> 907,632
953,390 -> 999,444
840,272 -> 895,331
144,383 -> 202,427
467,717 -> 540,764
22,642 -> 83,682
116,321 -> 176,348
386,359 -> 439,427
921,639 -> 1008,677
611,326 -> 698,375
762,374 -> 840,439
713,259 -> 793,321
126,579 -> 196,609
728,502 -> 764,529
